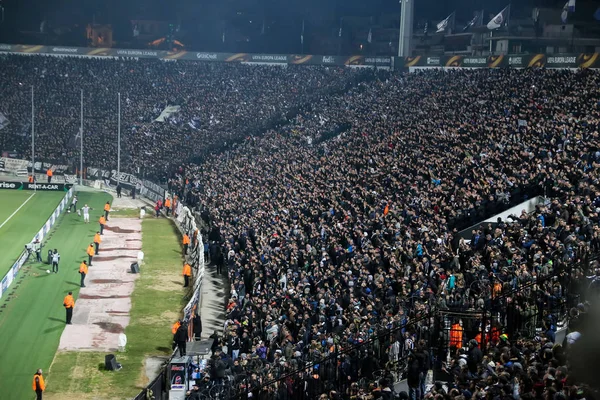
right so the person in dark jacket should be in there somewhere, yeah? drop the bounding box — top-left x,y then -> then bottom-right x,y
174,323 -> 188,357
209,330 -> 220,353
406,353 -> 421,400
467,339 -> 483,376
192,312 -> 202,340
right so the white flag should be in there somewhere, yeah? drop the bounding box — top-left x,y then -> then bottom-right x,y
436,13 -> 453,33
367,28 -> 372,43
487,5 -> 510,30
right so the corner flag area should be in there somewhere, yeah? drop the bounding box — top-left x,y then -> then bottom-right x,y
0,190 -> 65,271
0,190 -> 111,399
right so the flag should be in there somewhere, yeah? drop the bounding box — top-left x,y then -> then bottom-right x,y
463,11 -> 482,31
424,22 -> 428,35
367,28 -> 372,43
561,0 -> 576,23
339,18 -> 343,37
487,5 -> 510,30
595,7 -> 600,21
561,2 -> 569,23
436,12 -> 454,33
301,19 -> 305,45
222,31 -> 225,43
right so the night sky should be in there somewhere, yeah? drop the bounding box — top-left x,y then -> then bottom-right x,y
0,0 -> 597,52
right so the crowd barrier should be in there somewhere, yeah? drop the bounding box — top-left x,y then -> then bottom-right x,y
0,187 -> 73,299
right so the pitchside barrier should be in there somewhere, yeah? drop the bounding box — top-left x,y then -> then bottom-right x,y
176,205 -> 205,321
0,187 -> 73,299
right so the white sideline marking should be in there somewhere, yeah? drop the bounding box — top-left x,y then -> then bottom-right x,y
0,193 -> 36,231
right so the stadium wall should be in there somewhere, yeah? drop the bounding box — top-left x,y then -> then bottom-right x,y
0,187 -> 73,299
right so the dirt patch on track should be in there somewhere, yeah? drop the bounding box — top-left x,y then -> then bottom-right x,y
90,279 -> 123,284
147,271 -> 182,292
137,310 -> 179,326
94,321 -> 124,333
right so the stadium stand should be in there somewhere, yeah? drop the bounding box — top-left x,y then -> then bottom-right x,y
1,53 -> 599,399
171,69 -> 600,399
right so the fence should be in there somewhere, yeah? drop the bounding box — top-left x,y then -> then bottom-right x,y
133,205 -> 205,400
0,187 -> 73,299
224,251 -> 595,400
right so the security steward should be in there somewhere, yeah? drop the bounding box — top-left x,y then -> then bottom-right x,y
46,168 -> 53,183
32,368 -> 45,400
79,260 -> 88,287
63,292 -> 75,324
183,262 -> 192,288
87,243 -> 95,266
94,231 -> 102,254
104,201 -> 111,220
164,197 -> 172,216
99,215 -> 106,235
171,319 -> 182,350
182,233 -> 190,255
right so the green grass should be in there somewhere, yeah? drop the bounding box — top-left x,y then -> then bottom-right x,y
44,218 -> 185,400
0,190 -> 112,400
0,190 -> 65,274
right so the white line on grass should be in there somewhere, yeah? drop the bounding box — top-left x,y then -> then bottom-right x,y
0,192 -> 36,231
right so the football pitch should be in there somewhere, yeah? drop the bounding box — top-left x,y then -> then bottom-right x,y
0,190 -> 65,274
0,190 -> 112,399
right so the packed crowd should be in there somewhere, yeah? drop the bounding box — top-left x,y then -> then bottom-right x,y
172,68 -> 600,399
0,54 -> 361,179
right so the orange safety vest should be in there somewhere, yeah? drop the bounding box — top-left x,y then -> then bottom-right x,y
63,294 -> 75,309
94,233 -> 101,244
182,234 -> 190,245
104,203 -> 110,212
28,175 -> 34,183
171,321 -> 181,334
47,169 -> 53,177
99,216 -> 106,225
32,373 -> 45,391
183,263 -> 192,277
79,262 -> 88,274
449,323 -> 463,348
87,245 -> 95,257
165,198 -> 171,208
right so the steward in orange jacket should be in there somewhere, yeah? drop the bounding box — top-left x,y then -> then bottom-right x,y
32,369 -> 45,398
182,233 -> 190,255
79,261 -> 88,288
46,169 -> 53,183
87,243 -> 95,266
63,292 -> 75,324
449,322 -> 463,350
183,263 -> 192,288
99,216 -> 106,235
104,202 -> 111,220
164,198 -> 172,216
94,232 -> 102,254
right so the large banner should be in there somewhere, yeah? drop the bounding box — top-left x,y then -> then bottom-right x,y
0,43 -> 392,67
399,53 -> 599,70
0,181 -> 72,191
0,157 -> 29,172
